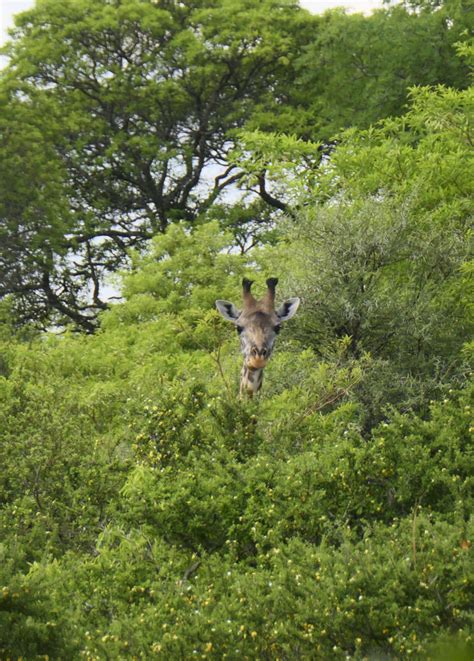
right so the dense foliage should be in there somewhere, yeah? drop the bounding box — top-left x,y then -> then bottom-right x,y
1,232 -> 472,656
0,0 -> 473,658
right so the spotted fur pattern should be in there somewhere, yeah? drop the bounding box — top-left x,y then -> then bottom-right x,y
240,365 -> 264,398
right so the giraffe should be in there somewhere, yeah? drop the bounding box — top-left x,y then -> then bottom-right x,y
216,278 -> 300,397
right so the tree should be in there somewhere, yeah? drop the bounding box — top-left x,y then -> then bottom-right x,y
0,0 -> 313,330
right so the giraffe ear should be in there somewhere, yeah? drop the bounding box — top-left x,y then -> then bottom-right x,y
215,300 -> 241,323
276,297 -> 300,322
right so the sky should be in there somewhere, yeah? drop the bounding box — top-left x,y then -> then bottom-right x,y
1,0 -> 384,51
302,0 -> 383,11
1,0 -> 33,45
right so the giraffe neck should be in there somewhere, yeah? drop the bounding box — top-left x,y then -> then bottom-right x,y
240,362 -> 264,398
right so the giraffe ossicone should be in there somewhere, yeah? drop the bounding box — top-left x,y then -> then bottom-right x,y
216,278 -> 300,397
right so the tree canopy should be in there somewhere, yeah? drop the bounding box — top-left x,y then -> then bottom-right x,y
0,0 -> 313,328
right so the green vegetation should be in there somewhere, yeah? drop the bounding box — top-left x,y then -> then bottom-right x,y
0,0 -> 472,658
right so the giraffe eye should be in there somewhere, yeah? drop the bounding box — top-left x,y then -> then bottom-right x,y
236,325 -> 244,335
274,325 -> 281,334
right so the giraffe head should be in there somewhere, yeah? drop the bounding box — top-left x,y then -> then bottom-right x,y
216,278 -> 300,370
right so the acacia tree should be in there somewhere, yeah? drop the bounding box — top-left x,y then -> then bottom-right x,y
0,0 -> 313,330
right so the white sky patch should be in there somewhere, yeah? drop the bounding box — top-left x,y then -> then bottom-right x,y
0,0 -> 33,67
300,0 -> 384,13
1,0 -> 33,43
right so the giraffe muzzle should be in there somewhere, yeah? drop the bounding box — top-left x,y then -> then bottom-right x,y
247,356 -> 268,369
